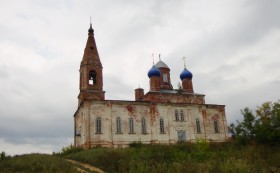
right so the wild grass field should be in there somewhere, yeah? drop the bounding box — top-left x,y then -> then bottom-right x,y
1,142 -> 280,173
62,142 -> 280,173
0,153 -> 78,173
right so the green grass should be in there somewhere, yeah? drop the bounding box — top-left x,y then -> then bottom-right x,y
1,142 -> 280,173
0,153 -> 78,173
63,142 -> 280,173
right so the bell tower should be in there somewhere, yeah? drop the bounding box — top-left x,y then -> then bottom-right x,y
78,23 -> 105,104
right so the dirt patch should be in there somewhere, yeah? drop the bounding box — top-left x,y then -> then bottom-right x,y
66,159 -> 105,173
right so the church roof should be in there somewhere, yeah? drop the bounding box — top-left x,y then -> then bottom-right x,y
180,67 -> 193,80
148,66 -> 161,78
81,23 -> 101,65
154,60 -> 169,69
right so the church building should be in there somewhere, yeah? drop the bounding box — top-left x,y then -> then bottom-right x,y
74,24 -> 228,148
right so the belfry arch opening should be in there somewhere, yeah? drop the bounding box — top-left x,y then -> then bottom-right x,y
89,70 -> 97,85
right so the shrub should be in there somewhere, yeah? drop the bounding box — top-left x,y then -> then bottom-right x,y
55,144 -> 83,156
129,141 -> 143,148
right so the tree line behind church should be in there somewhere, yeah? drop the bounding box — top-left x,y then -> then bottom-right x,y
229,100 -> 280,145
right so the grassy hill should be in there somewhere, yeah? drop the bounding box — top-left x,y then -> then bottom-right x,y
1,142 -> 280,173
0,153 -> 78,173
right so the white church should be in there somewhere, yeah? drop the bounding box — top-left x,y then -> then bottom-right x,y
74,24 -> 229,148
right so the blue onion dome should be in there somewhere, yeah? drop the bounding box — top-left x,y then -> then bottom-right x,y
180,68 -> 193,80
148,66 -> 161,78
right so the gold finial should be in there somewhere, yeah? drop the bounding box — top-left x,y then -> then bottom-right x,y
183,57 -> 186,68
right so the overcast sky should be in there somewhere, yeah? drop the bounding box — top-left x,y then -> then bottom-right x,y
1,0 -> 280,155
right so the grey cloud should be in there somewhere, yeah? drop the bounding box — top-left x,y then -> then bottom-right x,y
0,113 -> 73,144
104,74 -> 135,100
0,66 -> 9,79
175,1 -> 280,68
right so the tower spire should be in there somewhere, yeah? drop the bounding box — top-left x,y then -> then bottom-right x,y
78,23 -> 105,103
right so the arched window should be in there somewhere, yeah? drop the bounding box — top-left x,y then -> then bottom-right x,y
89,70 -> 97,85
196,119 -> 201,133
76,126 -> 81,136
214,120 -> 219,133
96,117 -> 101,133
129,118 -> 134,134
180,110 -> 184,121
116,117 -> 121,133
141,118 -> 147,134
175,110 -> 179,121
160,118 -> 165,134
163,74 -> 168,82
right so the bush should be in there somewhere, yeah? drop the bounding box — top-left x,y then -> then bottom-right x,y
129,141 -> 143,148
54,144 -> 83,156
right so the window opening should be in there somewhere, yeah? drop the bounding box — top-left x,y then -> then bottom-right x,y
116,117 -> 121,133
141,118 -> 147,134
129,118 -> 134,133
89,70 -> 97,85
214,120 -> 219,133
96,117 -> 101,133
76,127 -> 81,136
180,110 -> 184,121
160,118 -> 165,133
163,74 -> 168,82
196,119 -> 201,133
175,110 -> 179,121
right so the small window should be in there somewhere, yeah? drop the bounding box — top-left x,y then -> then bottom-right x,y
116,117 -> 121,133
175,110 -> 179,121
141,118 -> 147,134
96,117 -> 101,133
163,74 -> 168,82
76,127 -> 81,136
214,120 -> 219,133
160,118 -> 165,134
180,110 -> 184,121
89,70 -> 97,85
129,118 -> 134,134
196,119 -> 201,133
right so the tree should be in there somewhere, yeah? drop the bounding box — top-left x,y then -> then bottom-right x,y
228,123 -> 236,138
235,107 -> 256,144
255,101 -> 280,145
0,151 -> 6,160
233,100 -> 280,145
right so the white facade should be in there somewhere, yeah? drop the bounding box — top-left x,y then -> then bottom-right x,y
74,100 -> 228,148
